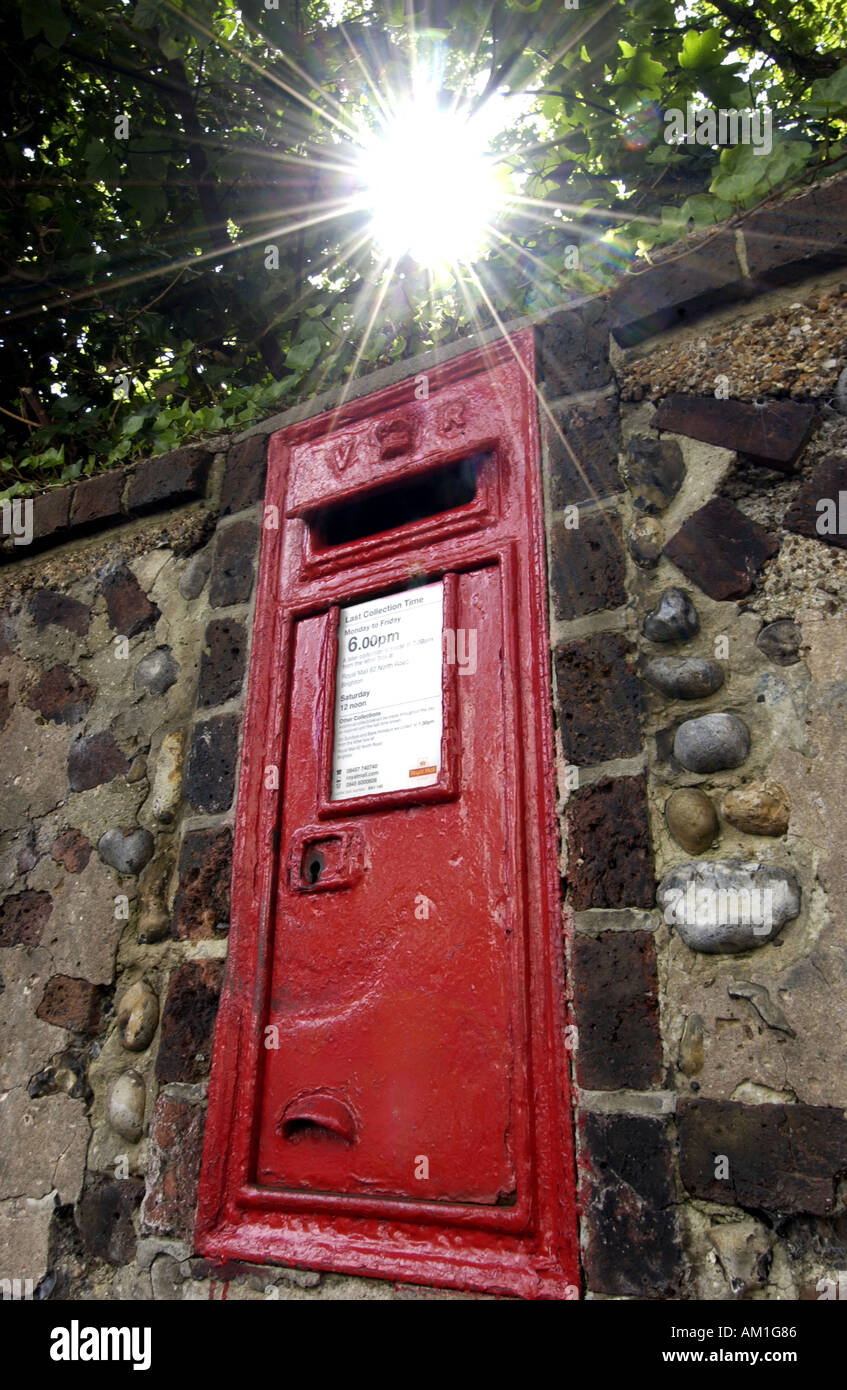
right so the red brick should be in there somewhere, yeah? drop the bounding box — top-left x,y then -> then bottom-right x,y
567,776 -> 654,910
0,890 -> 52,946
221,436 -> 267,516
555,633 -> 642,764
141,1098 -> 206,1239
784,453 -> 847,550
572,932 -> 662,1090
36,975 -> 106,1034
28,590 -> 90,636
155,960 -> 224,1083
172,827 -> 232,940
51,828 -> 92,873
547,395 -> 621,509
549,510 -> 626,620
610,232 -> 743,347
744,176 -> 847,284
32,487 -> 72,541
678,1100 -> 847,1214
26,664 -> 96,726
101,565 -> 159,637
126,448 -> 209,512
70,471 -> 125,528
653,394 -> 813,469
664,497 -> 779,600
581,1114 -> 682,1296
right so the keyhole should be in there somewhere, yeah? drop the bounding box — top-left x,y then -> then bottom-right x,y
303,848 -> 325,885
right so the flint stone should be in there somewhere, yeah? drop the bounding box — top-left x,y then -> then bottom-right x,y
665,788 -> 719,855
756,619 -> 801,667
178,547 -> 212,601
109,1070 -> 146,1143
722,780 -> 790,837
628,516 -> 665,568
674,713 -> 750,773
134,647 -> 179,696
643,588 -> 699,643
656,860 -> 800,952
117,978 -> 159,1052
623,434 -> 686,513
98,827 -> 154,876
645,657 -> 725,701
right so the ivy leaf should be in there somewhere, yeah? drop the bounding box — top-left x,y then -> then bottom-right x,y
284,337 -> 322,373
805,64 -> 847,110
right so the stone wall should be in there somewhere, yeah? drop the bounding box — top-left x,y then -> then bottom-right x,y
2,172 -> 847,1301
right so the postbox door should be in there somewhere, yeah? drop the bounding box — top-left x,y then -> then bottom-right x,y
255,563 -> 522,1205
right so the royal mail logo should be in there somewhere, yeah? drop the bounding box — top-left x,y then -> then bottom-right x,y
409,761 -> 437,778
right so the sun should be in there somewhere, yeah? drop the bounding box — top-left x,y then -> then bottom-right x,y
357,92 -> 505,269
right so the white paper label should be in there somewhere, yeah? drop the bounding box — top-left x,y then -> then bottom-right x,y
331,581 -> 444,800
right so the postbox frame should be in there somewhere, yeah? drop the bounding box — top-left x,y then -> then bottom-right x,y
196,330 -> 580,1299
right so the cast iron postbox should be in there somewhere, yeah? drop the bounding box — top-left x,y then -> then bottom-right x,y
196,330 -> 579,1298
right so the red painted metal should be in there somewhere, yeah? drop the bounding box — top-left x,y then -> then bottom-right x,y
196,331 -> 580,1298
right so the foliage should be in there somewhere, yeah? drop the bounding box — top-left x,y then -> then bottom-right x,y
3,0 -> 847,496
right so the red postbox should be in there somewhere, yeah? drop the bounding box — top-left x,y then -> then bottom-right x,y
196,330 -> 579,1298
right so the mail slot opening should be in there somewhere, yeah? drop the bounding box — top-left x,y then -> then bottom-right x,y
311,451 -> 488,549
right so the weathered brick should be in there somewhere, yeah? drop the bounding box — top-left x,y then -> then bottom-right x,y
155,960 -> 224,1084
26,665 -> 96,726
572,932 -> 662,1090
77,1174 -> 144,1264
68,731 -> 130,792
549,510 -> 626,621
664,497 -> 779,600
36,975 -> 106,1034
555,633 -> 642,765
125,447 -> 209,512
678,1099 -> 847,1215
221,435 -> 267,516
101,565 -> 159,637
197,619 -> 246,708
184,715 -> 239,814
172,827 -> 232,940
653,394 -> 813,469
567,776 -> 654,909
0,890 -> 52,946
581,1113 -> 683,1297
28,590 -> 89,636
209,520 -> 258,608
784,453 -> 847,550
535,298 -> 612,396
51,829 -> 92,873
32,487 -> 72,542
141,1098 -> 206,1239
70,471 -> 125,528
744,176 -> 847,284
547,396 -> 621,509
610,232 -> 742,347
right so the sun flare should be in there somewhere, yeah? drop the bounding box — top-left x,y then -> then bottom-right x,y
357,93 -> 505,268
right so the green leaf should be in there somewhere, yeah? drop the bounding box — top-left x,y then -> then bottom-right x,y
678,29 -> 724,72
284,337 -> 322,373
806,64 -> 847,111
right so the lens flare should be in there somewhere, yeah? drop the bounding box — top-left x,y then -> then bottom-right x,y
357,94 -> 504,267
